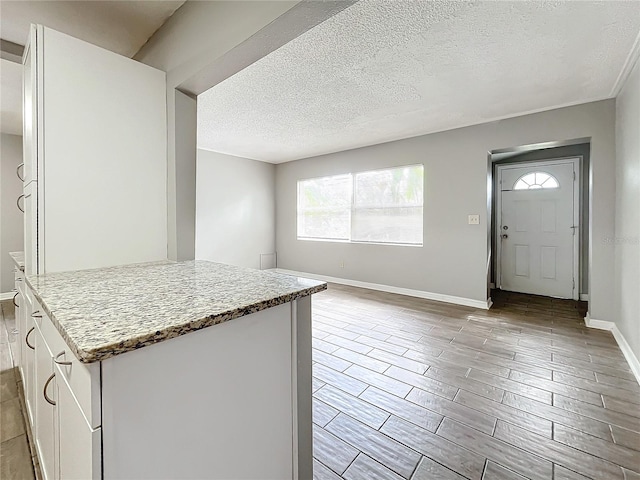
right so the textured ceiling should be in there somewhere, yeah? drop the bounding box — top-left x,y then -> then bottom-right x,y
197,0 -> 640,163
0,1 -> 185,57
0,0 -> 184,134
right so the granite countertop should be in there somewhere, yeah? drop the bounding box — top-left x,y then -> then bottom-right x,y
26,260 -> 327,364
9,251 -> 25,271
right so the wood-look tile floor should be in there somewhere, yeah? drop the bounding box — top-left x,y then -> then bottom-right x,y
2,288 -> 639,480
0,301 -> 37,480
311,285 -> 640,480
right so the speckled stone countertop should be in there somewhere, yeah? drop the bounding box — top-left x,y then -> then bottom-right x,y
9,251 -> 25,271
26,260 -> 326,364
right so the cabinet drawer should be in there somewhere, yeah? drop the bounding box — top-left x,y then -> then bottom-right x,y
56,364 -> 102,480
33,299 -> 101,429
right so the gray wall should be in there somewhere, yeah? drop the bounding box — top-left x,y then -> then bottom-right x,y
492,143 -> 591,294
174,91 -> 197,261
195,149 -> 275,270
614,59 -> 640,363
1,133 -> 24,293
134,1 -> 298,261
276,100 -> 616,322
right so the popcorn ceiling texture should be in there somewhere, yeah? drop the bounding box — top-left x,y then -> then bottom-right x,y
26,260 -> 326,363
198,0 -> 640,163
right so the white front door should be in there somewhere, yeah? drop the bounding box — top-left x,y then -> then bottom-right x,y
497,159 -> 579,299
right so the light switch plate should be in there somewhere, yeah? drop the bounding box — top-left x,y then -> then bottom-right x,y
468,214 -> 480,225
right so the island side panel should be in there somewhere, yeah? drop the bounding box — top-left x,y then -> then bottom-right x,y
101,303 -> 294,479
295,296 -> 313,480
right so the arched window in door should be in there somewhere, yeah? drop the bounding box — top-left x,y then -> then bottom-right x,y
513,172 -> 559,190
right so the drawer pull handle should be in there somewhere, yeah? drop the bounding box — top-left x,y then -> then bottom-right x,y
43,373 -> 56,406
25,327 -> 35,350
17,194 -> 25,213
12,292 -> 19,308
31,311 -> 42,318
17,163 -> 25,181
54,351 -> 72,366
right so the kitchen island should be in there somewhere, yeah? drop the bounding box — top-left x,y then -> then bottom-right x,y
17,260 -> 326,479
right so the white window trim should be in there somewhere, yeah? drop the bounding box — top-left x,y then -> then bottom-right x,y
297,164 -> 424,246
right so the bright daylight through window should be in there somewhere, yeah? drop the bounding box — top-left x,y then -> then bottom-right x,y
297,165 -> 424,245
513,172 -> 559,190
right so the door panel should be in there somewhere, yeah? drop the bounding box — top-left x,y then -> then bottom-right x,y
499,160 -> 577,299
515,245 -> 530,277
541,201 -> 556,233
541,247 -> 557,279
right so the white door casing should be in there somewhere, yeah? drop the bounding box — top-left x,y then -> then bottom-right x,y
496,158 -> 580,299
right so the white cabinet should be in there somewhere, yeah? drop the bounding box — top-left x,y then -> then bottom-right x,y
23,281 -> 313,479
33,324 -> 56,480
23,181 -> 38,275
13,269 -> 25,377
22,24 -> 168,276
55,372 -> 101,480
31,300 -> 102,480
22,27 -> 37,187
23,288 -> 37,426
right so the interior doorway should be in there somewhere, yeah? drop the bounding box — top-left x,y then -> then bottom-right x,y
495,158 -> 580,300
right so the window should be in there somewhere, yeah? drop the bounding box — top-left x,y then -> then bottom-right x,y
297,174 -> 352,241
297,165 -> 423,245
514,172 -> 559,190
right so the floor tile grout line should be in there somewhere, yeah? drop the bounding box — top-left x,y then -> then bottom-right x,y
318,320 -> 640,445
312,286 -> 636,478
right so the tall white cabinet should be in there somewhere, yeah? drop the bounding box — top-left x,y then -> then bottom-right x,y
19,24 -> 168,480
22,25 -> 167,276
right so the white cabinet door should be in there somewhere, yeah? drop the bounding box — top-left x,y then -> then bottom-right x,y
16,287 -> 24,381
23,291 -> 36,426
34,325 -> 56,480
13,283 -> 23,375
22,27 -> 37,186
55,370 -> 101,480
23,181 -> 38,276
39,26 -> 168,273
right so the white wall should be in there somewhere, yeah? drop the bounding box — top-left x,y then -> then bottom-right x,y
1,133 -> 24,293
614,59 -> 640,363
276,100 -> 616,320
195,150 -> 275,270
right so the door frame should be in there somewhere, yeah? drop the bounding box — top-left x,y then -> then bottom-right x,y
495,157 -> 581,300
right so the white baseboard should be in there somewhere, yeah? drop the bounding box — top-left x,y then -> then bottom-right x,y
0,291 -> 16,301
611,324 -> 640,386
584,312 -> 614,331
273,269 -> 491,310
580,294 -> 589,301
584,313 -> 640,385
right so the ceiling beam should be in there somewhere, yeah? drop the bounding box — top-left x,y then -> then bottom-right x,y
1,39 -> 24,63
176,0 -> 358,97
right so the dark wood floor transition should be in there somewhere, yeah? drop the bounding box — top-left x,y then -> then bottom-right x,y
311,285 -> 640,480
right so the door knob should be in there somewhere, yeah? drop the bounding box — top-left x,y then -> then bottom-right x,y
501,234 -> 509,239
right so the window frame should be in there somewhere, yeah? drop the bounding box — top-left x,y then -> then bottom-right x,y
296,164 -> 424,247
513,171 -> 560,190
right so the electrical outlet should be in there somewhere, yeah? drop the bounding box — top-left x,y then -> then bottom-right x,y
468,214 -> 480,225
339,260 -> 344,268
